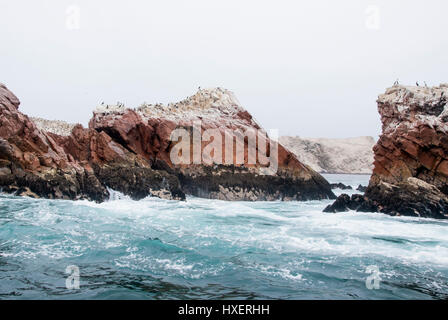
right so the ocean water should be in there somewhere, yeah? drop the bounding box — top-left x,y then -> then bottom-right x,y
1,174 -> 448,300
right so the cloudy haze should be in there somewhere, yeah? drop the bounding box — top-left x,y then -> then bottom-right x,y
1,0 -> 447,138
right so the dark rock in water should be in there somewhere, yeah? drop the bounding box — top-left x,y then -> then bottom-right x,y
330,183 -> 353,190
324,194 -> 377,213
324,84 -> 448,219
177,164 -> 334,201
356,184 -> 367,192
323,194 -> 351,212
364,178 -> 448,219
326,179 -> 448,219
93,163 -> 184,201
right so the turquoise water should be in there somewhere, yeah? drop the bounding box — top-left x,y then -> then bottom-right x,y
1,174 -> 448,300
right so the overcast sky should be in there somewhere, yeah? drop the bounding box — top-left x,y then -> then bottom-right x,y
1,0 -> 447,138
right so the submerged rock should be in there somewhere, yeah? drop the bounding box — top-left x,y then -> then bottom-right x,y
325,84 -> 448,219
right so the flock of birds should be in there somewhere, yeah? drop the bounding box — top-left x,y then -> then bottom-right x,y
97,84 -> 444,110
97,87 -> 228,112
393,79 -> 428,87
393,79 -> 445,98
99,101 -> 125,110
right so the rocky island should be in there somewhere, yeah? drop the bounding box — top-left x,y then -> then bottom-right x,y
0,83 -> 335,202
325,84 -> 448,219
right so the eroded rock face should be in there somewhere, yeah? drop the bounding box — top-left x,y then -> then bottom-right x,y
325,84 -> 448,219
0,83 -> 184,202
89,88 -> 335,201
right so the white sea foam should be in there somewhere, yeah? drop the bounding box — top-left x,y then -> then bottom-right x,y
106,188 -> 132,201
2,175 -> 448,299
9,190 -> 448,268
109,205 -> 447,266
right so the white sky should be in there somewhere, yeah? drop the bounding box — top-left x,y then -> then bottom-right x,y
1,0 -> 447,138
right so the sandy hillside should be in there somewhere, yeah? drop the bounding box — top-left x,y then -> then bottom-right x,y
279,136 -> 376,174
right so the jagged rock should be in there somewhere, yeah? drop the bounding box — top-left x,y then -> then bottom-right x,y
330,183 -> 353,190
324,194 -> 377,213
0,83 -> 185,202
89,88 -> 335,201
324,194 -> 351,212
325,84 -> 448,219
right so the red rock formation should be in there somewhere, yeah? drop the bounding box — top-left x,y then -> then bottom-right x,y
90,88 -> 335,201
0,83 -> 184,201
325,84 -> 448,219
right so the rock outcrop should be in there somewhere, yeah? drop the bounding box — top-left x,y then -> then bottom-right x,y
89,88 -> 335,201
279,136 -> 375,174
1,84 -> 335,202
0,83 -> 184,202
325,84 -> 448,219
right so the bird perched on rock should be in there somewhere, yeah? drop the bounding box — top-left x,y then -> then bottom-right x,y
416,81 -> 420,87
393,79 -> 400,86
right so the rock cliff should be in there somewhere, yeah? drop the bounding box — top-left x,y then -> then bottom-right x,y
89,88 -> 335,201
1,84 -> 335,202
0,83 -> 185,202
325,84 -> 448,219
